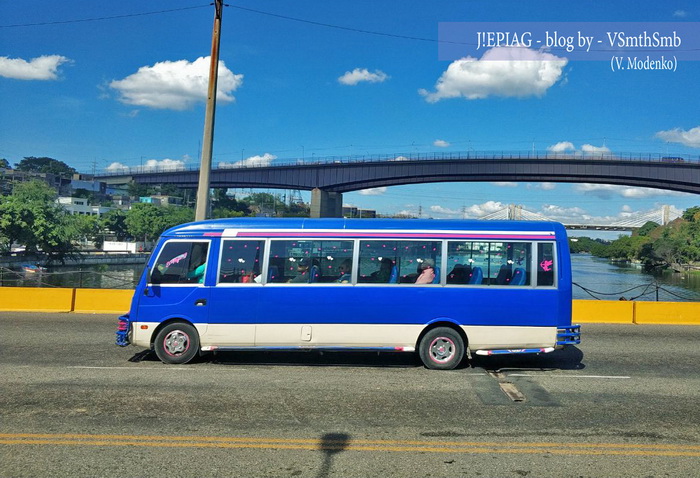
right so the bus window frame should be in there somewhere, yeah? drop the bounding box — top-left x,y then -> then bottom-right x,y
216,238 -> 267,286
356,238 -> 444,286
265,238 -> 357,286
148,238 -> 212,288
535,241 -> 558,289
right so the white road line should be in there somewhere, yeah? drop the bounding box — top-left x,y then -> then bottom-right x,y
508,374 -> 631,379
68,366 -> 195,371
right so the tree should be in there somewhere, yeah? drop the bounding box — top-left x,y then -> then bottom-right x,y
126,181 -> 152,199
102,209 -> 129,241
0,180 -> 78,261
15,157 -> 76,176
636,221 -> 660,237
124,203 -> 166,242
124,203 -> 194,242
0,158 -> 9,169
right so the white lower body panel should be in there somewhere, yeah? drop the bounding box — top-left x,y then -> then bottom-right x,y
131,321 -> 557,352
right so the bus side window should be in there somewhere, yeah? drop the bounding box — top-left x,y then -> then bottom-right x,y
151,241 -> 209,285
219,240 -> 265,284
269,239 -> 354,284
537,243 -> 556,286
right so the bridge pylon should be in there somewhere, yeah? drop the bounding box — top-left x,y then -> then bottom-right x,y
310,188 -> 343,218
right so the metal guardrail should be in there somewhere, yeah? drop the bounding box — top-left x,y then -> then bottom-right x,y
94,150 -> 700,176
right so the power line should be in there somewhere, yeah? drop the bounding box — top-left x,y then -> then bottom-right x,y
228,5 -> 470,45
0,4 -> 211,28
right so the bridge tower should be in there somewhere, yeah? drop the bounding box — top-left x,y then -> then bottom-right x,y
310,189 -> 343,218
662,205 -> 670,226
508,204 -> 523,220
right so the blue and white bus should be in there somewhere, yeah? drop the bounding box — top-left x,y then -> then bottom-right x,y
116,218 -> 580,370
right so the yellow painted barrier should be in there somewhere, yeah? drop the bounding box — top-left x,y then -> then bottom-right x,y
634,301 -> 700,325
0,288 -> 697,325
73,288 -> 132,314
572,299 -> 635,324
0,287 -> 75,312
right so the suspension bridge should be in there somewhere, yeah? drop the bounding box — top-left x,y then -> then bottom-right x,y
480,204 -> 680,231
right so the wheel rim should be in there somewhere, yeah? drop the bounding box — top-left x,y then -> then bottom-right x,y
163,330 -> 190,357
429,336 -> 455,363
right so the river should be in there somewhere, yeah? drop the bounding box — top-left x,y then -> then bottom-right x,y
1,254 -> 699,301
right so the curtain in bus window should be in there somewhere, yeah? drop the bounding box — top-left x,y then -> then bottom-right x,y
219,240 -> 265,284
537,242 -> 556,286
358,240 -> 441,284
269,239 -> 354,284
151,241 -> 209,284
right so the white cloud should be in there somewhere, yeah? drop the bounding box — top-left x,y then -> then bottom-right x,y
574,183 -> 684,199
491,182 -> 518,188
655,126 -> 700,148
419,47 -> 567,103
219,153 -> 277,169
466,201 -> 505,217
429,205 -> 461,217
338,68 -> 388,85
433,139 -> 450,148
110,56 -> 243,110
389,156 -> 410,161
0,55 -> 70,80
142,158 -> 186,171
106,162 -> 129,172
106,158 -> 187,172
673,10 -> 688,18
547,141 -> 575,152
581,144 -> 611,155
358,187 -> 388,196
527,182 -> 556,190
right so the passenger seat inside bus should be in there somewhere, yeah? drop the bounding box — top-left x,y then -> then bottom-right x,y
468,267 -> 483,284
308,265 -> 320,283
510,268 -> 526,285
388,266 -> 398,283
267,265 -> 279,282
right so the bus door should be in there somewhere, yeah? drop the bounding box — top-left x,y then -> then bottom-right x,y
206,239 -> 265,346
137,240 -> 212,326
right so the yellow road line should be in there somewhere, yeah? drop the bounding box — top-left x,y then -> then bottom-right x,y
1,433 -> 699,457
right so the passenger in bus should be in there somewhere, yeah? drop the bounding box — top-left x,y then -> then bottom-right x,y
185,245 -> 208,283
415,259 -> 436,284
288,258 -> 311,283
372,258 -> 394,283
447,264 -> 470,284
336,259 -> 352,283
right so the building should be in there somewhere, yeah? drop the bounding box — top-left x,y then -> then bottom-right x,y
57,197 -> 112,216
342,206 -> 377,218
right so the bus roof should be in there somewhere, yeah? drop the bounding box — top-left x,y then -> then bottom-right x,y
162,217 -> 566,238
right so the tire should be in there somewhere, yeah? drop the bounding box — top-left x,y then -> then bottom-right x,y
153,322 -> 200,364
419,327 -> 465,370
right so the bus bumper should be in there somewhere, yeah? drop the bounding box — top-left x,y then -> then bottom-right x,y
556,324 -> 581,346
116,314 -> 132,347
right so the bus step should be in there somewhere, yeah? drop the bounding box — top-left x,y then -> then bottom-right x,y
474,347 -> 555,356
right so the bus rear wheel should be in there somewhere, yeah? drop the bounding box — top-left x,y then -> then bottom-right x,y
419,327 -> 464,370
154,322 -> 199,364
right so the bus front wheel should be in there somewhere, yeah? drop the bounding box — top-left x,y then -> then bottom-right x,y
154,322 -> 200,364
419,327 -> 464,370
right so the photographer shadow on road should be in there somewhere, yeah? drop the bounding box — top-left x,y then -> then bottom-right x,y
468,345 -> 585,372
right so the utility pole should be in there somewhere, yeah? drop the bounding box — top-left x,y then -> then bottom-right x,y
195,0 -> 224,221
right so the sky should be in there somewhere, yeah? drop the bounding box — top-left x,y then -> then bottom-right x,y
1,0 -> 700,235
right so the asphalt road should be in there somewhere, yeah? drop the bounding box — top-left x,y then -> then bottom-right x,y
1,312 -> 699,477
